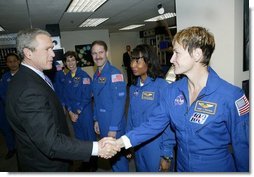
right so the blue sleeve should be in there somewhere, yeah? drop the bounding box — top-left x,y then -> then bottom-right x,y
160,124 -> 176,158
229,90 -> 249,172
0,77 -> 4,100
109,72 -> 126,131
53,71 -> 65,104
126,87 -> 171,147
0,74 -> 8,101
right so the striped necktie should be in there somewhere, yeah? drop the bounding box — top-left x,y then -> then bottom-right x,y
44,75 -> 55,91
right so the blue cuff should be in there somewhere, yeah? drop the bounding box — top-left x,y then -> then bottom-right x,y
109,126 -> 119,131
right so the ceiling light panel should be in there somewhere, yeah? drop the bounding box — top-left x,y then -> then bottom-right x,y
67,0 -> 107,12
145,13 -> 176,22
79,18 -> 109,27
0,26 -> 4,31
119,24 -> 145,31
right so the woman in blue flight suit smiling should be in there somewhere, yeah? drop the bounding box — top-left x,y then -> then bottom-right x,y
126,44 -> 175,172
63,51 -> 97,171
120,26 -> 249,172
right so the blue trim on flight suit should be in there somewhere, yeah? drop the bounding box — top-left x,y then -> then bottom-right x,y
92,61 -> 129,172
126,77 -> 175,172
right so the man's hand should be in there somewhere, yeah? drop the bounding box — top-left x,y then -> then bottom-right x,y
159,157 -> 171,172
107,131 -> 116,138
115,138 -> 125,148
98,137 -> 120,159
69,111 -> 78,122
94,121 -> 100,135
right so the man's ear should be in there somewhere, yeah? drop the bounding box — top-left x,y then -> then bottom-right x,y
23,48 -> 32,59
106,51 -> 109,58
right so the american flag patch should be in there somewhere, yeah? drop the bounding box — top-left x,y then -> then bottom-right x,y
111,74 -> 124,83
83,78 -> 90,84
56,65 -> 62,71
235,95 -> 249,116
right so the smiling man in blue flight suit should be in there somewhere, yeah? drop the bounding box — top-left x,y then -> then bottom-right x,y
91,40 -> 129,172
114,26 -> 249,172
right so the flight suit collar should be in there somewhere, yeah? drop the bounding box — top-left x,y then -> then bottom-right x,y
176,66 -> 221,98
137,76 -> 153,87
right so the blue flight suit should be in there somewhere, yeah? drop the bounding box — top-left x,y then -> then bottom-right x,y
125,67 -> 249,172
53,70 -> 67,105
63,67 -> 96,141
92,61 -> 129,172
0,72 -> 16,152
126,77 -> 175,172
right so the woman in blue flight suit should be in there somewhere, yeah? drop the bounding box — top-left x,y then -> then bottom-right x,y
121,26 -> 249,172
91,40 -> 129,172
0,53 -> 20,159
62,51 -> 97,171
126,44 -> 175,172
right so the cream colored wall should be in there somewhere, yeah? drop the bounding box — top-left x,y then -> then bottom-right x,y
60,30 -> 141,80
176,0 -> 249,87
109,32 -> 141,81
60,29 -> 111,78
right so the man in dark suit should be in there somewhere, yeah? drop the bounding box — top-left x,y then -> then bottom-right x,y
122,45 -> 132,86
5,28 -> 119,172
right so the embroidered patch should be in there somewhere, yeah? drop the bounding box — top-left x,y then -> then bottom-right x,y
194,100 -> 217,115
174,94 -> 184,105
133,90 -> 139,96
235,95 -> 249,116
99,109 -> 106,112
189,112 -> 209,124
119,92 -> 125,96
141,91 -> 154,100
111,74 -> 124,83
98,77 -> 106,83
83,78 -> 90,84
56,65 -> 62,71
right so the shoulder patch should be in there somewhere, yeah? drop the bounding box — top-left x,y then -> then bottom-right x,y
83,78 -> 90,84
235,95 -> 249,116
111,74 -> 124,83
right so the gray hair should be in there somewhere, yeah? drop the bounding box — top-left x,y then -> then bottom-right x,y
16,28 -> 51,61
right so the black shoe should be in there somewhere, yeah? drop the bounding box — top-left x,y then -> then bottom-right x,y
5,150 -> 16,160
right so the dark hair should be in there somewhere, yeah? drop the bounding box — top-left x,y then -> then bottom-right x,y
131,44 -> 163,85
5,52 -> 20,61
63,51 -> 77,62
91,40 -> 108,51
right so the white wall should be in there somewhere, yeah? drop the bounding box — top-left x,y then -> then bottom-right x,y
176,0 -> 249,87
60,29 -> 110,77
109,32 -> 141,81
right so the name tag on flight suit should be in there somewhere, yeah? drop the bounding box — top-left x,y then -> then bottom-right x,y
141,91 -> 155,100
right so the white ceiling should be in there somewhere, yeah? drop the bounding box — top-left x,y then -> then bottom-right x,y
0,0 -> 176,34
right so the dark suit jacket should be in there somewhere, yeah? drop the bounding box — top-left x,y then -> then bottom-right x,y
5,65 -> 93,172
123,52 -> 131,70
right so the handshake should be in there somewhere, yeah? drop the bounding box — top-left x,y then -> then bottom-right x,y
97,137 -> 125,159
